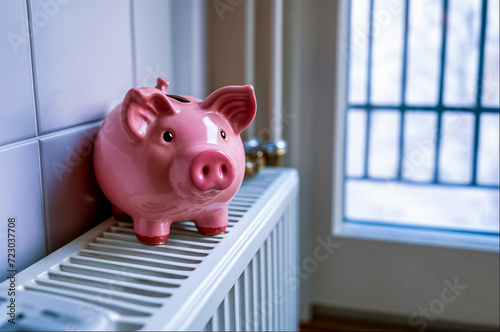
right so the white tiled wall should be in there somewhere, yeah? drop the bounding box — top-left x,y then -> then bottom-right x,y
39,124 -> 106,252
0,0 -> 205,276
31,0 -> 133,134
0,0 -> 37,146
0,142 -> 46,271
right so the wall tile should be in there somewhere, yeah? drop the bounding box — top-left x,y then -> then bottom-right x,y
30,0 -> 133,134
133,0 -> 173,88
0,0 -> 37,145
0,142 -> 46,278
40,124 -> 111,253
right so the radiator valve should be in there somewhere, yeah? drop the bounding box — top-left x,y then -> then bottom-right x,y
262,139 -> 287,167
244,138 -> 287,177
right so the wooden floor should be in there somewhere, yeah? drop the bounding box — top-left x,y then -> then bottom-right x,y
300,305 -> 498,332
300,317 -> 407,332
300,315 -> 497,332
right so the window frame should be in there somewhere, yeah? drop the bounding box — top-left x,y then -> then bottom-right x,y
332,0 -> 499,252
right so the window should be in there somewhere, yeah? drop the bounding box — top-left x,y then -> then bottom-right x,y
344,0 -> 499,234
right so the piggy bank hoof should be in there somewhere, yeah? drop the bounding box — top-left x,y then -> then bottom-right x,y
196,226 -> 227,235
136,233 -> 169,245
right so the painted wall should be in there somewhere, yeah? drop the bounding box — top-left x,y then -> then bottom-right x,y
283,0 -> 499,329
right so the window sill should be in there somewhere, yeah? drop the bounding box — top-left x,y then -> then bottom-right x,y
335,221 -> 500,253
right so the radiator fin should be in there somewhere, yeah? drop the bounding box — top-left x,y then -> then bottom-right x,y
0,168 -> 298,331
203,208 -> 298,331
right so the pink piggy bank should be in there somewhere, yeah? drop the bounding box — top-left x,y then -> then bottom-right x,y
94,78 -> 256,245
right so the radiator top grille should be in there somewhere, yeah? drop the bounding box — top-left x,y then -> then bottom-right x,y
0,168 -> 298,331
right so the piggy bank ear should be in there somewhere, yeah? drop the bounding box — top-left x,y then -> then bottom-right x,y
201,85 -> 257,135
122,87 -> 175,140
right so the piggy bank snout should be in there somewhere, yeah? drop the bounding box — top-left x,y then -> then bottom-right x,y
190,150 -> 235,191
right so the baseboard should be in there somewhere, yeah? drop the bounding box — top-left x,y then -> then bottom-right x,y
301,304 -> 499,332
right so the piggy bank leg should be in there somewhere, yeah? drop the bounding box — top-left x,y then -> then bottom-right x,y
195,207 -> 229,235
112,205 -> 133,223
134,219 -> 171,245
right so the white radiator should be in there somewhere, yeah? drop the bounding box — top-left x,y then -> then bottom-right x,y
0,168 -> 299,331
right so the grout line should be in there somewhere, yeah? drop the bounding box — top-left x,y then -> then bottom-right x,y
25,0 -> 40,137
0,120 -> 103,152
36,139 -> 50,255
25,0 -> 49,255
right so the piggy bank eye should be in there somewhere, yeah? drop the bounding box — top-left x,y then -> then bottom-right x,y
220,130 -> 227,140
163,131 -> 173,142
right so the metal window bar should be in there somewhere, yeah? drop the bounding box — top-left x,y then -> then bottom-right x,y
397,0 -> 411,180
471,0 -> 489,185
343,0 -> 499,232
433,0 -> 450,184
362,0 -> 375,178
345,0 -> 499,189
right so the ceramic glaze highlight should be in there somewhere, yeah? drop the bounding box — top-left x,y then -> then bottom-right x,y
94,78 -> 257,244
